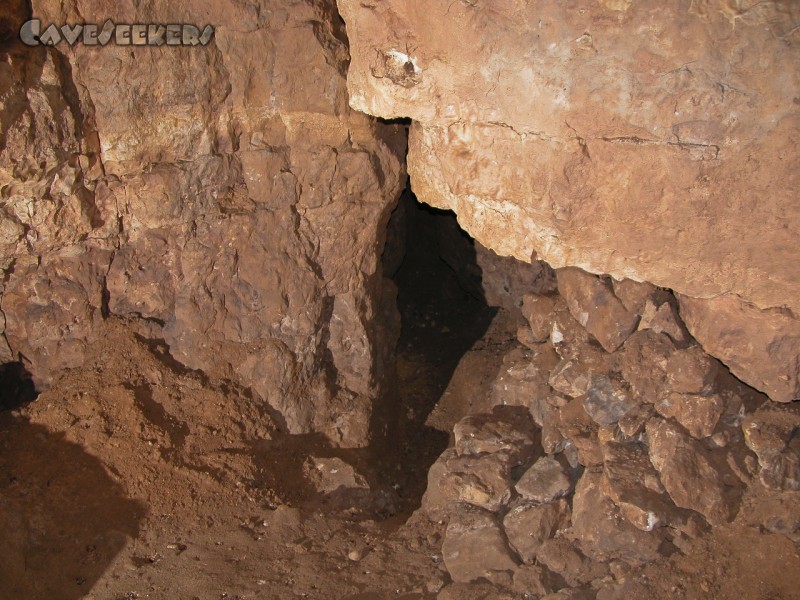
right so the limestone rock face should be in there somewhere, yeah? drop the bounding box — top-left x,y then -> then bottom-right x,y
0,0 -> 406,446
338,0 -> 800,402
678,294 -> 800,403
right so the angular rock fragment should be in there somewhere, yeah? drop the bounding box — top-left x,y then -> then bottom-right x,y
583,374 -> 637,426
654,392 -> 725,440
569,471 -> 662,564
521,293 -> 559,343
537,538 -> 610,588
511,563 -> 562,597
638,300 -> 691,346
515,456 -> 572,504
442,504 -> 519,584
492,345 -> 559,423
647,419 -> 742,525
665,346 -> 719,395
558,398 -> 603,467
742,404 -> 800,491
549,346 -> 611,399
422,449 -> 514,518
618,330 -> 677,404
476,245 -> 557,313
601,441 -> 678,532
503,499 -> 571,563
557,268 -> 640,353
678,294 -> 800,403
617,404 -> 655,439
453,411 -> 536,466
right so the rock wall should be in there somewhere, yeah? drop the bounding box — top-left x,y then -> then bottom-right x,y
0,0 -> 407,446
338,0 -> 800,403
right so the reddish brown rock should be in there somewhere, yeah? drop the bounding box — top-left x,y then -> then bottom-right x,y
665,346 -> 719,396
654,392 -> 725,440
647,418 -> 741,525
557,269 -> 639,353
2,250 -> 110,388
453,411 -> 537,466
521,294 -> 560,343
558,398 -> 603,467
1,0 -> 407,448
515,456 -> 572,504
618,330 -> 677,405
340,0 -> 800,317
678,294 -> 800,403
503,499 -> 571,563
639,301 -> 691,347
583,374 -> 638,427
442,504 -> 519,584
511,564 -> 562,597
742,404 -> 800,491
601,441 -> 679,532
422,449 -> 514,518
477,245 -> 557,313
569,470 -> 662,564
537,538 -> 610,588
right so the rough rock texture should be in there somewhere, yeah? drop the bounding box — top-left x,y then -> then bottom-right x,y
503,499 -> 571,563
647,418 -> 742,525
442,504 -> 519,584
678,294 -> 800,403
338,0 -> 800,402
0,0 -> 407,446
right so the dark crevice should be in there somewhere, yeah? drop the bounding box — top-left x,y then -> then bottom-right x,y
371,186 -> 497,513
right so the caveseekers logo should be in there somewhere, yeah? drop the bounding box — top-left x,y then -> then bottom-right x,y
20,19 -> 214,47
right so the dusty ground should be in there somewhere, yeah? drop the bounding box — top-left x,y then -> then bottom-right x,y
1,204 -> 799,599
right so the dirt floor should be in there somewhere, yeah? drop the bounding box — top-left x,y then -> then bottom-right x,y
1,202 -> 799,599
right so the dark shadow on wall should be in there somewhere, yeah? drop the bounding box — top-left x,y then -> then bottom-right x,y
0,361 -> 38,411
0,414 -> 146,599
370,187 -> 497,514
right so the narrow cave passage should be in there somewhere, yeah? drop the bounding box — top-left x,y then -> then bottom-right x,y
375,188 -> 497,512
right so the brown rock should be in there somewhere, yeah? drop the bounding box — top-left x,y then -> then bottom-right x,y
618,330 -> 677,404
601,441 -> 679,532
515,456 -> 572,504
583,374 -> 638,426
647,419 -> 741,525
2,250 -> 110,388
477,244 -> 557,313
617,404 -> 655,439
537,538 -> 610,588
511,564 -> 561,597
0,0 -> 408,450
678,294 -> 800,403
665,346 -> 719,395
340,0 -> 800,317
503,499 -> 571,563
639,301 -> 691,347
742,404 -> 800,491
521,293 -> 560,343
422,450 -> 514,517
558,398 -> 603,467
654,392 -> 725,440
569,471 -> 662,564
491,345 -> 559,428
549,346 -> 611,399
442,504 -> 519,584
453,411 -> 537,466
557,269 -> 640,353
